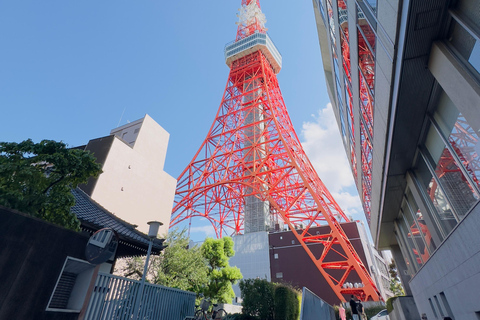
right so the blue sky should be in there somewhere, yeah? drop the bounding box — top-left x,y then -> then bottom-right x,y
0,0 -> 369,238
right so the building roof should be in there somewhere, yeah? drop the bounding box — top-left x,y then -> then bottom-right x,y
71,188 -> 165,257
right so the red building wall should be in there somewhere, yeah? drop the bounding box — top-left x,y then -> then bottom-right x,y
268,222 -> 370,305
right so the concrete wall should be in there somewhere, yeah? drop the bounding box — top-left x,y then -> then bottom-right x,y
0,207 -> 89,320
409,203 -> 480,320
85,114 -> 176,235
389,296 -> 420,320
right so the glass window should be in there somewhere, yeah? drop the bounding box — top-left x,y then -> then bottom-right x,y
433,91 -> 480,191
425,127 -> 479,217
365,0 -> 377,14
406,190 -> 437,253
359,73 -> 374,137
395,225 -> 416,278
337,0 -> 348,26
339,102 -> 348,146
326,0 -> 336,47
350,141 -> 357,178
396,218 -> 422,272
416,155 -> 458,237
357,5 -> 376,94
318,0 -> 327,26
345,79 -> 354,136
401,189 -> 437,266
422,91 -> 480,221
333,51 -> 343,104
448,20 -> 480,78
338,0 -> 351,81
360,121 -> 372,221
357,5 -> 375,139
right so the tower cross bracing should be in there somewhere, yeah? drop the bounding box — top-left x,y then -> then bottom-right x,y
169,0 -> 381,302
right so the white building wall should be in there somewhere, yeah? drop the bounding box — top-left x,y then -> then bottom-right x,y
89,114 -> 176,236
229,231 -> 271,300
357,221 -> 393,301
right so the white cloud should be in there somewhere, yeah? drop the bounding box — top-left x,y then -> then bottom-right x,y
300,103 -> 365,222
301,103 -> 355,193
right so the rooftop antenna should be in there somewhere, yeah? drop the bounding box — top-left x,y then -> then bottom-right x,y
117,107 -> 127,127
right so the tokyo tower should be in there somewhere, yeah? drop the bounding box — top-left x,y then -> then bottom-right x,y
169,0 -> 380,302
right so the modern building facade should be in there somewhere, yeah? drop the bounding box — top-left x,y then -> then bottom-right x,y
79,114 -> 177,236
313,0 -> 480,318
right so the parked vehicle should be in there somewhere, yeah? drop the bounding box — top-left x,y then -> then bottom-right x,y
194,298 -> 228,320
370,309 -> 389,320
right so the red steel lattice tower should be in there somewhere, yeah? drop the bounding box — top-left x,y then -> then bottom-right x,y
170,0 -> 381,302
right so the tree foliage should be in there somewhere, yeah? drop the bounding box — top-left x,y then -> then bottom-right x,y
0,139 -> 102,230
153,229 -> 210,293
116,229 -> 209,293
116,230 -> 242,303
201,237 -> 243,303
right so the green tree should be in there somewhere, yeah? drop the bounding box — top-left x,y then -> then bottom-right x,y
116,229 -> 209,293
239,278 -> 275,320
201,237 -> 243,303
0,139 -> 101,230
117,229 -> 210,294
388,259 -> 405,296
152,229 -> 210,293
117,231 -> 242,302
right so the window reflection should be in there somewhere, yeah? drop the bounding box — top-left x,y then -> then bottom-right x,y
417,155 -> 458,236
397,218 -> 422,271
403,189 -> 436,266
364,0 -> 377,14
448,20 -> 480,78
427,91 -> 480,217
326,0 -> 336,47
360,121 -> 372,222
434,92 -> 480,191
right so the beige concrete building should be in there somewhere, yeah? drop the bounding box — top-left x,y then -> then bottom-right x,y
79,114 -> 176,235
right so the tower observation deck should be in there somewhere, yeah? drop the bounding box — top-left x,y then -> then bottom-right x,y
170,0 -> 381,302
225,32 -> 282,74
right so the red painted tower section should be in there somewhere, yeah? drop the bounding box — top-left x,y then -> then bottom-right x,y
170,0 -> 381,302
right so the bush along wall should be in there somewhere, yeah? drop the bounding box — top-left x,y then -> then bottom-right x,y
239,279 -> 300,320
274,285 -> 299,320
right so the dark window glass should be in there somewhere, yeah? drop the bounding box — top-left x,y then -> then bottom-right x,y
448,20 -> 480,78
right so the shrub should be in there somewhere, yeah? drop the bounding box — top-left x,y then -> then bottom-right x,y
385,297 -> 396,313
239,279 -> 300,320
274,285 -> 299,320
240,279 -> 275,320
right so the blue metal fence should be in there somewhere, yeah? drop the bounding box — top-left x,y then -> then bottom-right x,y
84,272 -> 196,320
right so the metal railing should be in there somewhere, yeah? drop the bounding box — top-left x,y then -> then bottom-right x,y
84,272 -> 196,320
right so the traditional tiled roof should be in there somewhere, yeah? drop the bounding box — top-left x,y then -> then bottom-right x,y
71,188 -> 165,256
